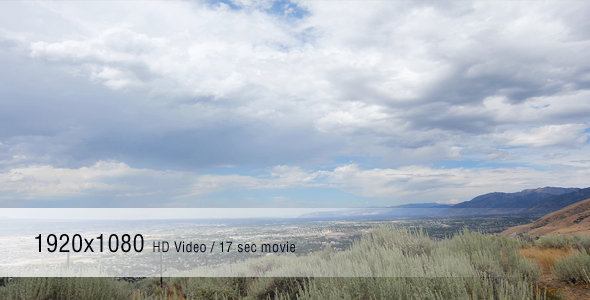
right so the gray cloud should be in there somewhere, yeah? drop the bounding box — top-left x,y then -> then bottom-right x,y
1,1 -> 589,206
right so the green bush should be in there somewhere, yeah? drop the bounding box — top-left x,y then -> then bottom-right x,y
0,277 -> 131,300
536,234 -> 590,253
353,226 -> 433,257
172,226 -> 544,299
573,234 -> 590,254
551,251 -> 590,285
437,229 -> 540,282
179,277 -> 247,300
295,276 -> 546,300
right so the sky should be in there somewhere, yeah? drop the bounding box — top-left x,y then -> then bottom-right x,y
0,208 -> 342,220
0,0 -> 589,209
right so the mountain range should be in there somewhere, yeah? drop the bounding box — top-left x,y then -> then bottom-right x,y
299,187 -> 590,219
442,187 -> 587,217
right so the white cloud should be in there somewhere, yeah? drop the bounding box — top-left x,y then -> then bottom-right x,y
189,165 -> 324,196
1,158 -> 589,205
314,102 -> 392,135
437,199 -> 461,205
502,124 -> 588,148
272,196 -> 288,202
0,161 -> 186,198
328,164 -> 590,201
22,1 -> 590,154
482,91 -> 590,126
189,163 -> 590,203
90,66 -> 144,90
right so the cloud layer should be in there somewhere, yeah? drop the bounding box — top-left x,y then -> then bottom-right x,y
1,1 -> 589,207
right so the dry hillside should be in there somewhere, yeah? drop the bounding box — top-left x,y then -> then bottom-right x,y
500,198 -> 590,237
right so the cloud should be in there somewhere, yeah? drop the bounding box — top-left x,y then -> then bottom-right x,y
1,158 -> 589,206
437,199 -> 461,205
187,163 -> 590,204
2,1 -> 590,206
188,165 -> 324,196
0,161 -> 188,199
272,196 -> 289,202
502,124 -> 588,148
314,102 -> 392,135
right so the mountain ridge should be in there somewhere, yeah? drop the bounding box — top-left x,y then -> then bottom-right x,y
440,187 -> 583,217
298,186 -> 589,219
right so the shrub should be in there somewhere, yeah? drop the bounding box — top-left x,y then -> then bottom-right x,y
572,234 -> 590,254
551,251 -> 590,285
0,226 -> 548,300
0,277 -> 131,300
536,234 -> 590,253
537,236 -> 572,250
173,226 -> 544,299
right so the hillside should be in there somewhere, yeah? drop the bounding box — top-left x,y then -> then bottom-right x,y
500,197 -> 590,237
528,187 -> 590,215
441,187 -> 579,217
456,187 -> 578,208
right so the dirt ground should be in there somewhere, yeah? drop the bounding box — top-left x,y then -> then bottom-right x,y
539,274 -> 590,300
520,248 -> 590,300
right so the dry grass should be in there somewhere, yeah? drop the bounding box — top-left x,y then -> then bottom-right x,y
521,248 -> 575,273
